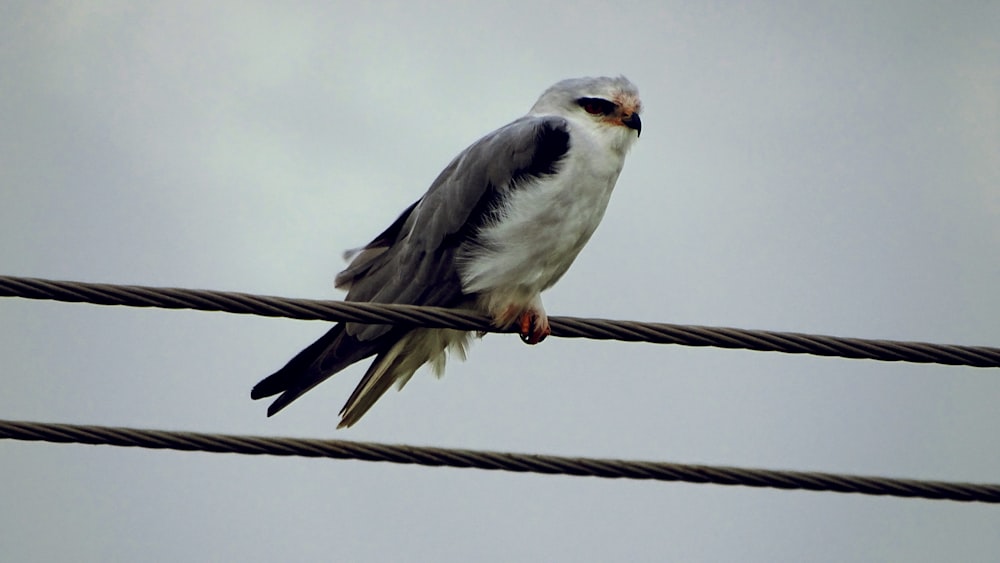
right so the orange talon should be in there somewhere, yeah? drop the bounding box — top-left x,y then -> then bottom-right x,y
519,312 -> 533,342
518,311 -> 550,345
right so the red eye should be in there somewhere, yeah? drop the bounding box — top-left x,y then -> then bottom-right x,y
577,97 -> 614,115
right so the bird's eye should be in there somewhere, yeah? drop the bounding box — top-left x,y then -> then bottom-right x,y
577,97 -> 615,116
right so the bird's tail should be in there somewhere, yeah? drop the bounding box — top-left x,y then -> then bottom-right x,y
336,344 -> 414,428
337,328 -> 471,428
251,324 -> 385,417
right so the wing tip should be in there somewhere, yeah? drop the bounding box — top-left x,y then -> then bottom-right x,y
250,371 -> 286,401
265,400 -> 286,417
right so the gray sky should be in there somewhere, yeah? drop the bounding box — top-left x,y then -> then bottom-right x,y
2,1 -> 999,561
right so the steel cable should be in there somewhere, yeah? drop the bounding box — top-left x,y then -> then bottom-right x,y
1,275 -> 998,368
1,419 -> 997,503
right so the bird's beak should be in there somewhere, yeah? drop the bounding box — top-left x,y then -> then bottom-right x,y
622,112 -> 642,137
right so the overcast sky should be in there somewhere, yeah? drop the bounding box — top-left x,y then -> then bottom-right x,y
2,1 -> 999,561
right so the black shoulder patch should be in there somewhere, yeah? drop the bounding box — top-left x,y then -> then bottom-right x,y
512,120 -> 570,182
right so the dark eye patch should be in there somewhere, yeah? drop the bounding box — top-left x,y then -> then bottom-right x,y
576,97 -> 617,116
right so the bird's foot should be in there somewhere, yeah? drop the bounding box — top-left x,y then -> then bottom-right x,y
518,309 -> 550,345
491,299 -> 550,345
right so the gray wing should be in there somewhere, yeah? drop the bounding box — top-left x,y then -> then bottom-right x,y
335,115 -> 572,341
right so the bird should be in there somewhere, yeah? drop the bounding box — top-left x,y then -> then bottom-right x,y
252,76 -> 642,427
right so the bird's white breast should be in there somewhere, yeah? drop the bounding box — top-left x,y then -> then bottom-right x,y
458,122 -> 629,306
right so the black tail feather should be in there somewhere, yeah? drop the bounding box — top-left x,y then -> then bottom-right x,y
251,323 -> 385,416
251,324 -> 346,399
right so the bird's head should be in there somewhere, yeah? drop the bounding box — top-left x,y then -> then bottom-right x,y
530,76 -> 642,151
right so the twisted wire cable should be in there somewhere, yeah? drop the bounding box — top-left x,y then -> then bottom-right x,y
2,275 -> 998,368
1,419 -> 997,503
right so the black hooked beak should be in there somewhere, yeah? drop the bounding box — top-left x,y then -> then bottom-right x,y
622,112 -> 642,137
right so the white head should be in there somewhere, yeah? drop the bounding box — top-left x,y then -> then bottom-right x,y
530,76 -> 642,152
